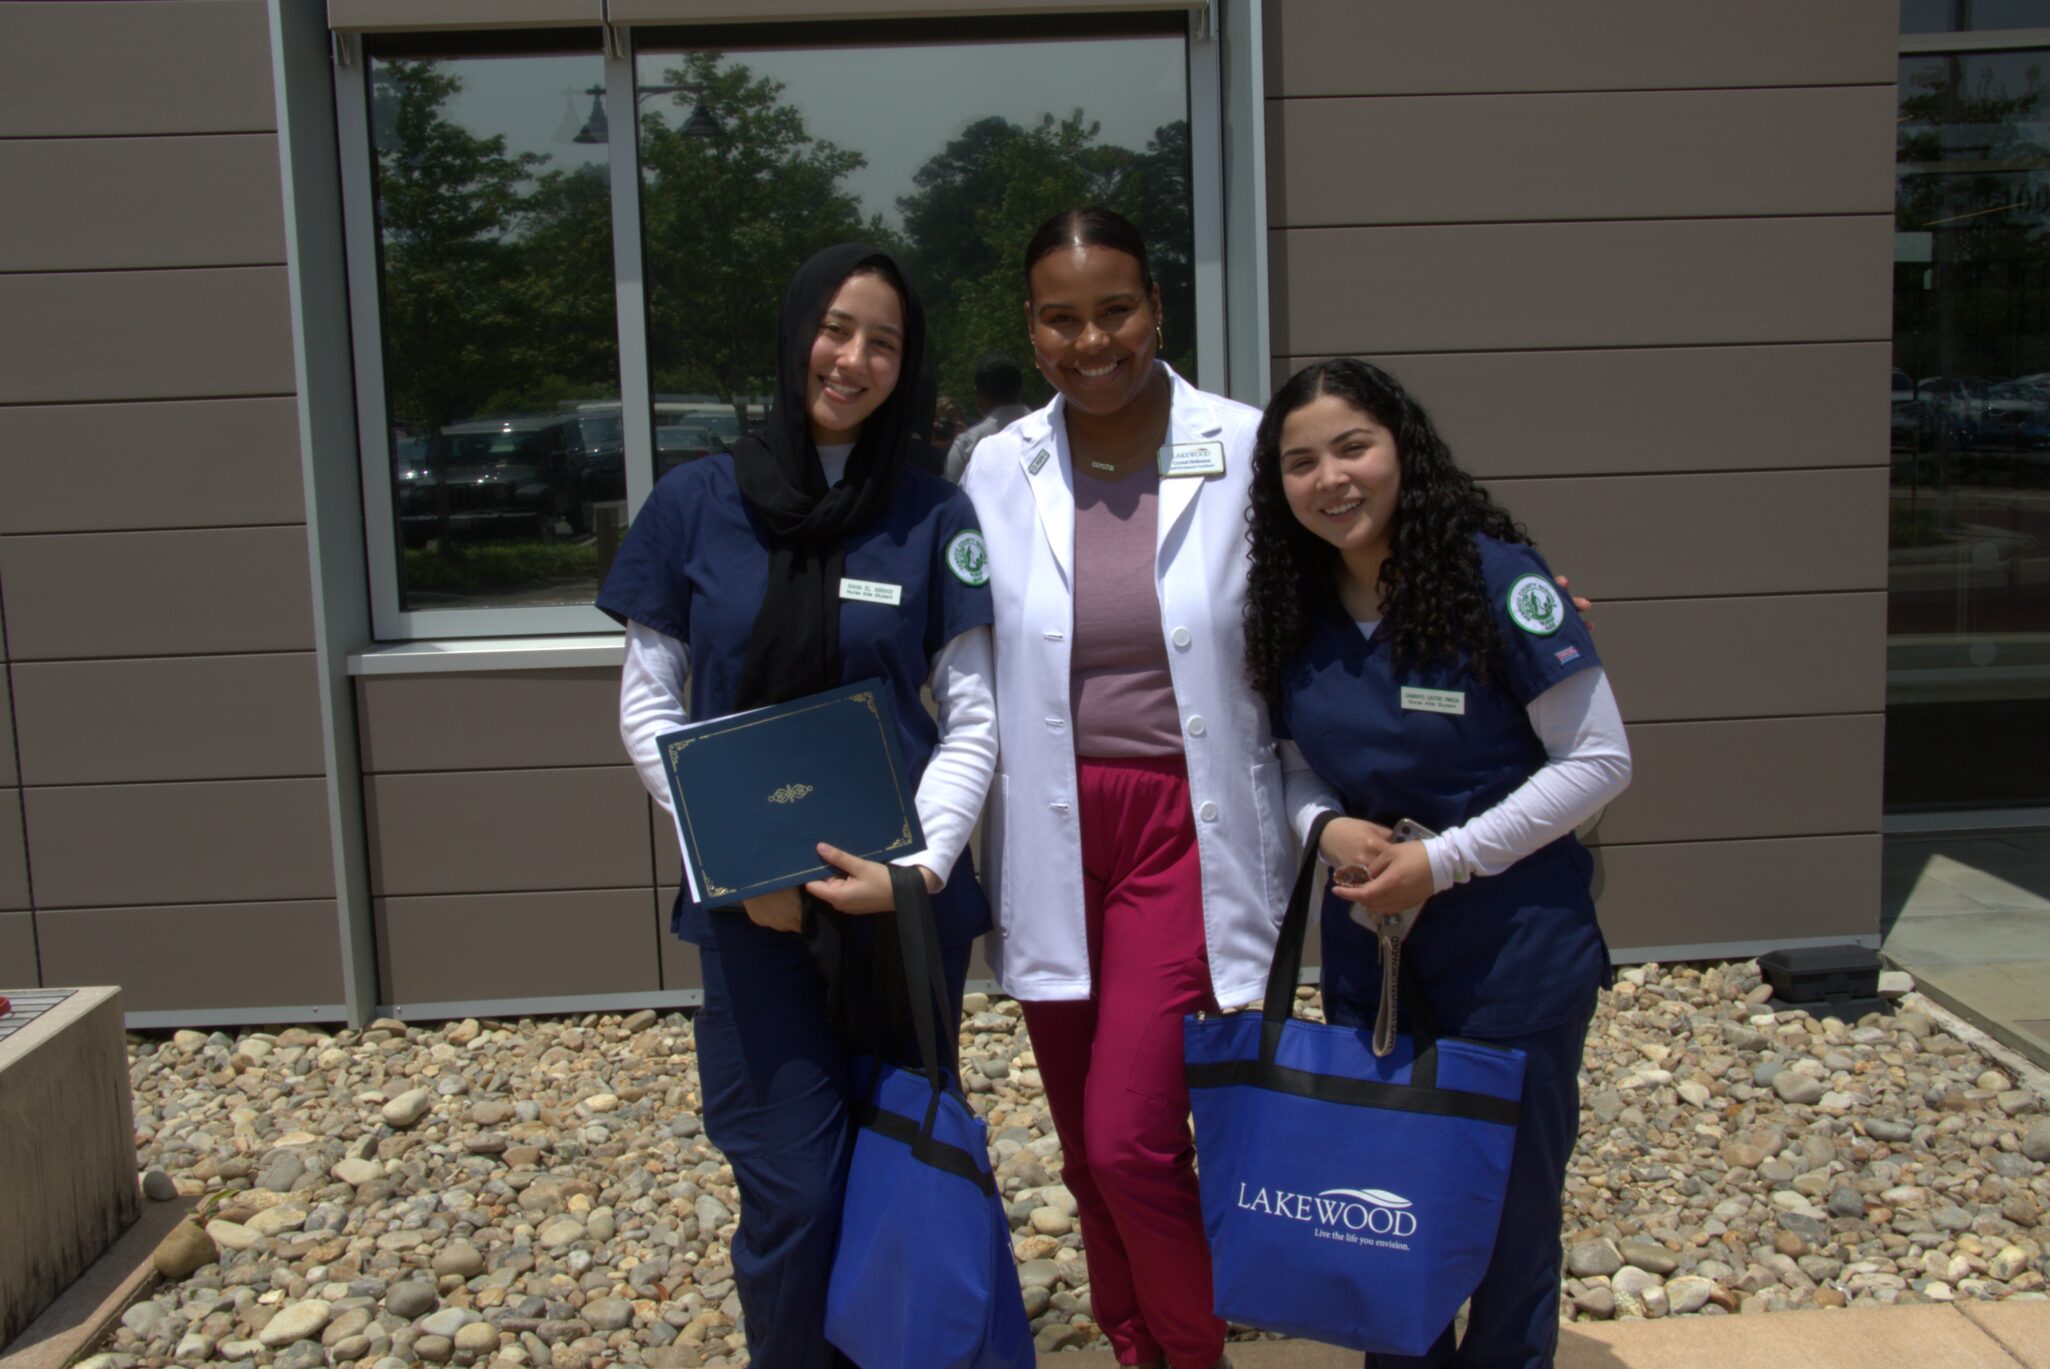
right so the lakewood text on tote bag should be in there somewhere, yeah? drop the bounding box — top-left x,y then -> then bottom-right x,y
1183,814 -> 1527,1354
824,866 -> 1035,1369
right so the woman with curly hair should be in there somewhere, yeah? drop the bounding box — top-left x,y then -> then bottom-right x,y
1245,358 -> 1631,1369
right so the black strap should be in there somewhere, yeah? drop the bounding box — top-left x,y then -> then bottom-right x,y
850,1098 -> 997,1195
1262,812 -> 1440,1090
887,864 -> 960,1135
1184,1058 -> 1520,1128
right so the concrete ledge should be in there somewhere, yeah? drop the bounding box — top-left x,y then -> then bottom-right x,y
0,987 -> 138,1348
0,1198 -> 192,1369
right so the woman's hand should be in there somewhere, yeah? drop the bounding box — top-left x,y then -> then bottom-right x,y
804,842 -> 942,915
1318,816 -> 1394,872
1328,840 -> 1435,917
741,887 -> 804,933
1555,574 -> 1594,626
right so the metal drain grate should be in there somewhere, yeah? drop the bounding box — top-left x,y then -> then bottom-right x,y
0,989 -> 76,1046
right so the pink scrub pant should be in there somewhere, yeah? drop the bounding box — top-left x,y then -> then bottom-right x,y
1020,755 -> 1223,1369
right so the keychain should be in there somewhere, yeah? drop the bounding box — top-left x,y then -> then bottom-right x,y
1332,818 -> 1436,1056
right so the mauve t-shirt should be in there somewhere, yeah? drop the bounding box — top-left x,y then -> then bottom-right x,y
1069,464 -> 1183,758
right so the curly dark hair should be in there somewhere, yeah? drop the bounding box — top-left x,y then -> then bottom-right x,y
1244,359 -> 1529,704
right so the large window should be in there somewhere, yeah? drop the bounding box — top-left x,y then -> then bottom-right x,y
1888,33 -> 2050,809
338,16 -> 1211,640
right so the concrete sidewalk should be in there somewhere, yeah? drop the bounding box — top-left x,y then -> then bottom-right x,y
1040,1301 -> 2050,1368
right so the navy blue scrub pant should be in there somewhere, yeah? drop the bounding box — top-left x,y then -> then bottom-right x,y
1325,987 -> 1597,1369
693,932 -> 972,1368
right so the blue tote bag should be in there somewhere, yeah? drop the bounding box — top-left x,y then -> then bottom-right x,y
1184,815 -> 1527,1354
824,867 -> 1035,1369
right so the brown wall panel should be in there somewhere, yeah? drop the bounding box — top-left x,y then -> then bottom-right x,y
0,136 -> 287,272
24,778 -> 335,909
0,673 -> 14,788
652,887 -> 701,993
1276,344 -> 1890,479
653,800 -> 682,887
34,902 -> 344,1012
0,792 -> 27,911
1594,834 -> 1881,954
0,269 -> 295,404
364,766 -> 652,896
0,527 -> 315,660
1487,468 -> 1888,601
376,890 -> 659,1005
1264,0 -> 1895,98
357,670 -> 625,773
0,398 -> 307,534
1596,593 -> 1886,724
1270,217 -> 1893,357
1594,714 -> 1883,848
331,0 -> 601,28
0,912 -> 36,986
12,654 -> 324,785
0,2 -> 277,137
1268,87 -> 1895,228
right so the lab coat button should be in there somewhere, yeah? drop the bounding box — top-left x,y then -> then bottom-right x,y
1045,717 -> 1065,729
1171,627 -> 1192,649
1186,715 -> 1206,737
1050,802 -> 1070,814
1198,801 -> 1219,821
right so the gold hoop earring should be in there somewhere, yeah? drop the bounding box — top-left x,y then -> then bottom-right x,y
1155,324 -> 1165,352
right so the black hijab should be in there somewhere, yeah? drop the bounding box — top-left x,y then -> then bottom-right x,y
731,243 -> 925,708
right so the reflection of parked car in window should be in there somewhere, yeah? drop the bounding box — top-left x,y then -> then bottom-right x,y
552,409 -> 625,532
1982,377 -> 2050,454
395,417 -> 575,546
654,422 -> 726,481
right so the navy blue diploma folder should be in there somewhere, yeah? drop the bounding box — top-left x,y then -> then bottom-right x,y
657,679 -> 925,905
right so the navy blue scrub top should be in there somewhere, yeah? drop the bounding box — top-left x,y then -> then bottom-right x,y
597,453 -> 996,950
1272,534 -> 1610,1036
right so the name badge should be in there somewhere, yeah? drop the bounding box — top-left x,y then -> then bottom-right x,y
1027,448 -> 1051,475
1157,440 -> 1226,478
1400,687 -> 1465,716
839,578 -> 903,606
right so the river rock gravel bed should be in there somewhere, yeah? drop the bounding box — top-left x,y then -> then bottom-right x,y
92,961 -> 2050,1368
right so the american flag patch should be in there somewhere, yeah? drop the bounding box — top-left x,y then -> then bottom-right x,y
1554,645 -> 1581,665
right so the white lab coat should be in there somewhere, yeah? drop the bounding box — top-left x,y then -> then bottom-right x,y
961,363 -> 1292,1008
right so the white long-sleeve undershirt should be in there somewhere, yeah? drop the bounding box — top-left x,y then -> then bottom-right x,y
1281,648 -> 1632,894
619,619 -> 997,891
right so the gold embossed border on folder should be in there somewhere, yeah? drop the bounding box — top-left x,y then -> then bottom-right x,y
666,690 -> 915,900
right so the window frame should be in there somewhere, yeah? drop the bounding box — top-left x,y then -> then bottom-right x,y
335,11 -> 1234,643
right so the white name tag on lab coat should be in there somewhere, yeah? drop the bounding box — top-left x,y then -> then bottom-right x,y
1400,687 -> 1465,715
839,578 -> 903,606
1158,441 -> 1226,477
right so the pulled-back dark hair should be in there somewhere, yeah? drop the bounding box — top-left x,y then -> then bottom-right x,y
1244,359 -> 1528,704
1023,206 -> 1157,296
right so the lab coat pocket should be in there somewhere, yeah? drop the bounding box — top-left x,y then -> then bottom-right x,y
1249,758 -> 1286,920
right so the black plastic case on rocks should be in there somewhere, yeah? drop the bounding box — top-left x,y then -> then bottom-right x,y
1756,943 -> 1885,1019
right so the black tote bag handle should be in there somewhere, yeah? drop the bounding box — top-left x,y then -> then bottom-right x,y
888,863 -> 960,1115
1260,810 -> 1442,1088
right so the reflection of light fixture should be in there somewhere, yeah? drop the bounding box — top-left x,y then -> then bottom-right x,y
572,83 -> 721,145
552,86 -> 585,144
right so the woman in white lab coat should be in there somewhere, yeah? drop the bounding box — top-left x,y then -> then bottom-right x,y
961,206 -> 1276,1369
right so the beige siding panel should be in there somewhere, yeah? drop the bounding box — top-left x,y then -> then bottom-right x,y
34,902 -> 344,1013
653,888 -> 701,993
0,792 -> 27,911
0,398 -> 306,534
1271,218 -> 1893,357
1276,344 -> 1892,479
364,766 -> 652,896
357,670 -> 624,773
375,891 -> 658,1004
0,673 -> 14,788
12,655 -> 325,785
23,778 -> 335,908
1594,835 -> 1881,954
1594,715 -> 1883,848
330,0 -> 600,27
1595,593 -> 1886,724
1269,87 -> 1896,228
0,527 -> 315,660
0,269 -> 295,404
0,912 -> 36,985
1488,468 -> 1888,601
0,136 -> 286,272
0,2 -> 276,136
1264,0 -> 1895,98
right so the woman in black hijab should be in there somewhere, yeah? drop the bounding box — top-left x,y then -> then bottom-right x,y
600,244 -> 998,1365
